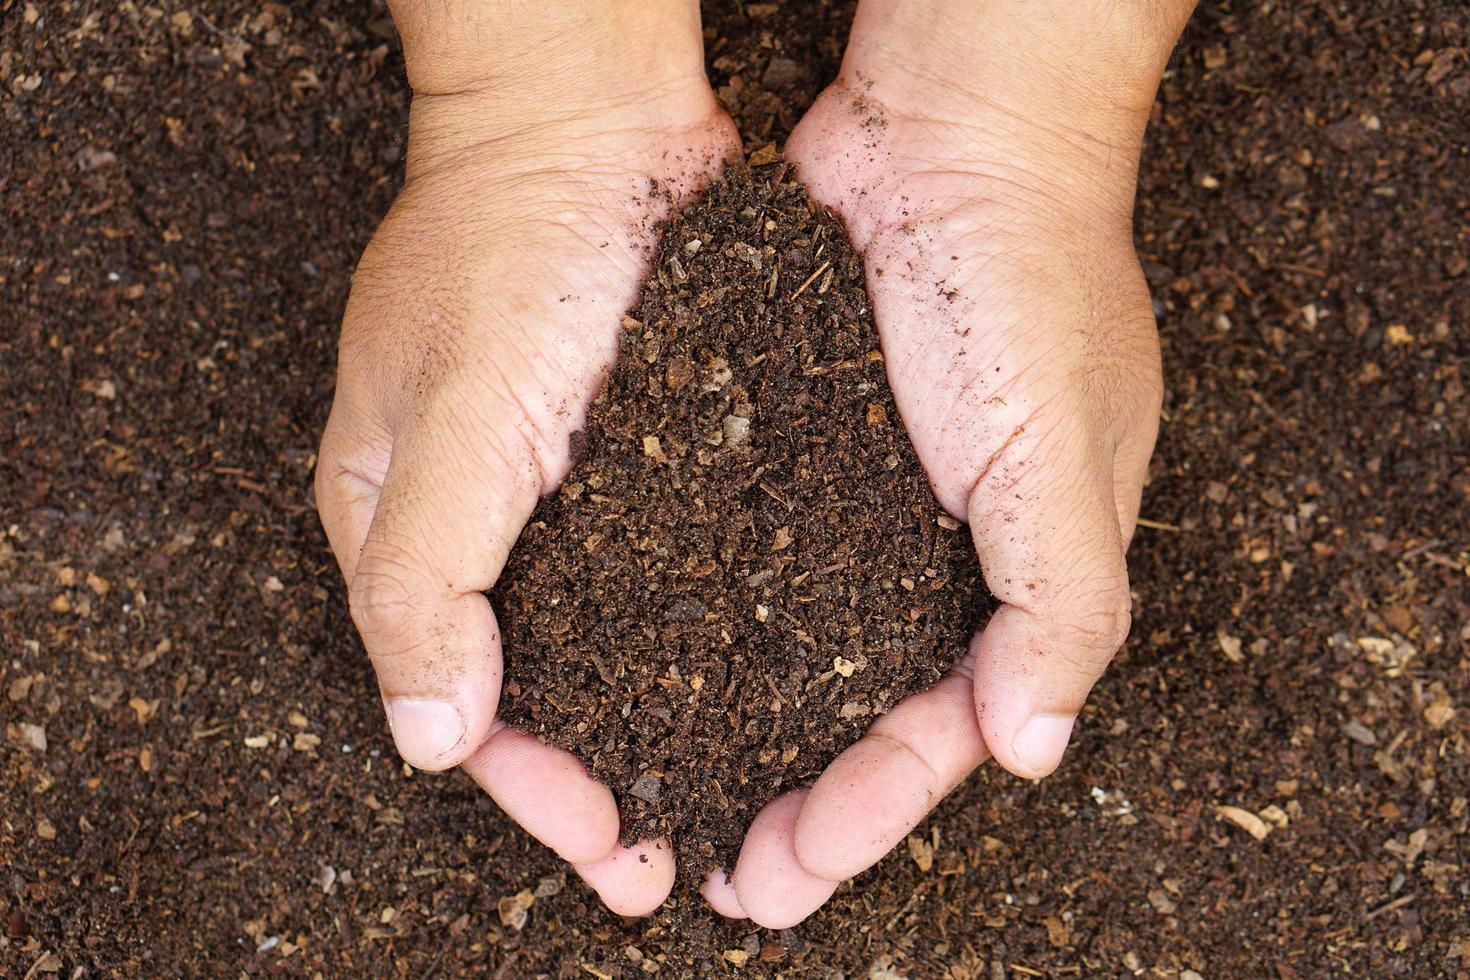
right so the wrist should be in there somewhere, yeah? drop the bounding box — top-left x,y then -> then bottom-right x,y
389,0 -> 707,97
840,0 -> 1195,199
388,1 -> 724,179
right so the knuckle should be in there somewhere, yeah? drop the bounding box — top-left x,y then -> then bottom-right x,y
1046,588 -> 1132,658
348,563 -> 423,649
311,455 -> 333,510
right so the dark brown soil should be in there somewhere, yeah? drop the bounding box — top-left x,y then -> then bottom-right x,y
494,165 -> 988,872
3,1 -> 1468,977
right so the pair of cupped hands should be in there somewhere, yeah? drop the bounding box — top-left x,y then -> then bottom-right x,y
316,0 -> 1191,929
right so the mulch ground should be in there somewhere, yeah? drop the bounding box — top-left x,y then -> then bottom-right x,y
2,1 -> 1467,977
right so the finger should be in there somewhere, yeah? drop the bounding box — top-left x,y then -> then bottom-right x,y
701,868 -> 748,920
792,656 -> 989,882
731,790 -> 840,929
461,724 -> 619,864
573,839 -> 677,917
1113,404 -> 1160,546
315,406 -> 391,584
345,405 -> 542,770
967,416 -> 1132,779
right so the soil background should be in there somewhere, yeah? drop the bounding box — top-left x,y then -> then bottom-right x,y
2,1 -> 1468,977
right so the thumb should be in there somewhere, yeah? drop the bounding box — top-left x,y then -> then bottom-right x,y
967,415 -> 1132,779
322,400 -> 541,770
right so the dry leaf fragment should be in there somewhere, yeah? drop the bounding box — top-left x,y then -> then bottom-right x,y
1342,718 -> 1377,745
629,773 -> 662,804
497,900 -> 527,932
772,527 -> 794,551
25,951 -> 61,975
8,675 -> 36,702
1043,915 -> 1071,947
1147,889 -> 1177,914
1216,630 -> 1244,663
128,697 -> 156,724
497,891 -> 533,931
907,834 -> 935,872
723,950 -> 751,966
1357,635 -> 1416,675
1425,699 -> 1457,729
1259,804 -> 1290,829
746,145 -> 779,167
1216,805 -> 1270,840
665,355 -> 694,390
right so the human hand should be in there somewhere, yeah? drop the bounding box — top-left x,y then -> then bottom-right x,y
706,0 -> 1196,927
315,0 -> 739,915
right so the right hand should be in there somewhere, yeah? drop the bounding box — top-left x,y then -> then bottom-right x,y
314,1 -> 739,915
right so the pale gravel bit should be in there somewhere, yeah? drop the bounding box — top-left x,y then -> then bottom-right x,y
19,722 -> 47,752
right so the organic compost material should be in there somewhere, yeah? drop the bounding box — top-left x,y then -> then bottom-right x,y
494,164 -> 989,872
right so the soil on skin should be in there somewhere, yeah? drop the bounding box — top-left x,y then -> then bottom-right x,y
494,166 -> 989,873
2,0 -> 1468,977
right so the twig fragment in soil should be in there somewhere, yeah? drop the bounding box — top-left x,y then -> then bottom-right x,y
790,259 -> 832,299
1364,894 -> 1416,921
1135,517 -> 1184,532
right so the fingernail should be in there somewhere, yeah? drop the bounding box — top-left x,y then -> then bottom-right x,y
1012,713 -> 1075,776
386,698 -> 466,769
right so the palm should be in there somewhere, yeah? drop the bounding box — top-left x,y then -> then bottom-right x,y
705,79 -> 1162,928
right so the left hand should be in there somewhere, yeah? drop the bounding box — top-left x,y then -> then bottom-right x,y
704,0 -> 1195,927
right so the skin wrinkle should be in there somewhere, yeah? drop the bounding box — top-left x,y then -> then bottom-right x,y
856,730 -> 944,811
364,436 -> 527,602
997,564 -> 1129,654
405,95 -> 724,184
853,0 -> 1185,124
391,1 -> 706,103
494,378 -> 572,493
349,565 -> 434,653
841,72 -> 1135,192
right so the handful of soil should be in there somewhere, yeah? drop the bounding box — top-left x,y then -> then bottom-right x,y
494,164 -> 991,875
